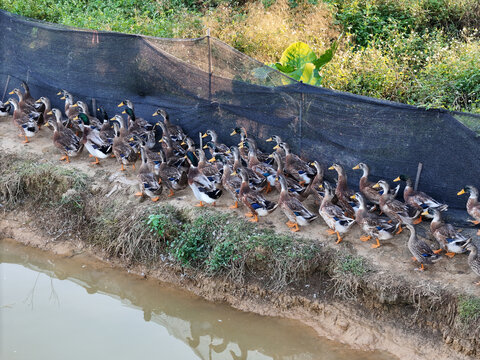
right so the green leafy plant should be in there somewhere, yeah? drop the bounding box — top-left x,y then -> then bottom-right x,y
458,295 -> 480,325
271,34 -> 342,85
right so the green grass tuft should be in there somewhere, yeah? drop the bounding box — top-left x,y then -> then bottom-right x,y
458,295 -> 480,325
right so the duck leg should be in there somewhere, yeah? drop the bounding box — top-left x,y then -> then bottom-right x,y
195,201 -> 205,207
444,252 -> 456,258
360,235 -> 371,242
151,197 -> 160,202
167,189 -> 175,197
290,223 -> 300,232
23,135 -> 29,144
433,249 -> 443,254
414,264 -> 425,271
90,157 -> 100,165
134,192 -> 143,197
229,201 -> 238,209
132,163 -> 136,170
120,164 -> 125,171
371,238 -> 381,249
248,214 -> 259,223
468,220 -> 480,225
395,225 -> 403,235
59,155 -> 67,161
326,229 -> 336,235
413,216 -> 422,225
335,231 -> 343,244
286,221 -> 296,228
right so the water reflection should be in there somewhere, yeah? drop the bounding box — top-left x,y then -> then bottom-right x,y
0,240 -> 395,360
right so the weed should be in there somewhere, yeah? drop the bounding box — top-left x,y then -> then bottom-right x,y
458,296 -> 480,326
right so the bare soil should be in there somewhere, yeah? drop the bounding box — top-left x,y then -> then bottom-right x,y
1,118 -> 479,360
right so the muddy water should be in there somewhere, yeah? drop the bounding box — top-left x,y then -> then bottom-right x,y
0,240 -> 395,360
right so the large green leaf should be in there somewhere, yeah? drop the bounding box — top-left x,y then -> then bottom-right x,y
313,33 -> 344,70
278,42 -> 317,71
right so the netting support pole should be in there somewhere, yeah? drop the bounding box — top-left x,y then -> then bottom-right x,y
92,98 -> 97,118
298,86 -> 304,152
414,162 -> 423,191
26,69 -> 30,84
2,75 -> 11,102
207,28 -> 212,102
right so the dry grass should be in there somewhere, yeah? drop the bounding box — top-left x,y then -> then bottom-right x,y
202,0 -> 341,63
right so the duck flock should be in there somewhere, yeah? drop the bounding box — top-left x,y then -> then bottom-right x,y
2,81 -> 480,282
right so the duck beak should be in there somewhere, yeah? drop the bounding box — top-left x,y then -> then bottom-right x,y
225,150 -> 231,154
4,101 -> 10,105
352,164 -> 360,170
109,116 -> 116,121
328,165 -> 335,170
310,162 -> 315,166
159,138 -> 164,143
266,137 -> 273,142
268,154 -> 274,158
421,210 -> 429,216
203,144 -> 208,149
56,91 -> 62,95
35,99 -> 42,103
238,143 -> 244,149
152,112 -> 158,116
71,103 -> 78,108
273,145 -> 279,150
117,102 -> 124,107
231,171 -> 237,176
129,137 -> 135,141
350,195 -> 356,200
230,130 -> 236,136
121,110 -> 126,114
180,141 -> 186,145
44,122 -> 50,127
73,116 -> 79,120
47,111 -> 53,115
201,133 -> 208,138
393,176 -> 401,182
318,184 -> 323,189
60,96 -> 66,100
208,157 -> 216,163
457,189 -> 466,196
8,90 -> 14,95
372,183 -> 380,189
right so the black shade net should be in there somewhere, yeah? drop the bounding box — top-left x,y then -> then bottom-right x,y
1,10 -> 479,225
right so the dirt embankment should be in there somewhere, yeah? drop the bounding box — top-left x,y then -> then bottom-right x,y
0,119 -> 479,360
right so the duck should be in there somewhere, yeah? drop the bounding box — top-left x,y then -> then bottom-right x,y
45,108 -> 83,162
265,135 -> 286,158
95,110 -> 115,145
196,147 -> 222,186
277,142 -> 315,186
235,167 -> 277,222
58,90 -> 80,120
118,100 -> 152,130
422,208 -> 468,258
277,175 -> 317,232
77,120 -> 112,165
211,154 -> 241,209
393,175 -> 447,223
185,150 -> 222,207
373,180 -> 421,234
350,192 -> 398,248
270,152 -> 305,200
230,127 -> 272,164
9,88 -> 35,113
74,101 -> 102,128
35,97 -> 55,128
0,100 -> 11,116
405,224 -> 441,271
242,140 -> 276,192
458,186 -> 480,235
152,108 -> 184,141
319,182 -> 355,244
328,163 -> 355,218
229,146 -> 267,191
304,160 -> 324,204
461,239 -> 480,285
20,81 -> 35,106
110,115 -> 138,171
6,98 -> 39,143
136,147 -> 163,202
202,129 -> 229,154
352,162 -> 399,205
154,149 -> 188,198
158,121 -> 185,159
